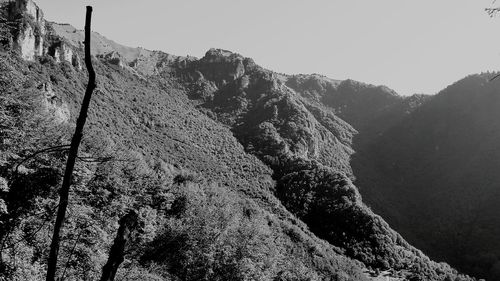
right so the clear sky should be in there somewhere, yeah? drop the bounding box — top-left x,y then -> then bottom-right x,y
35,0 -> 500,96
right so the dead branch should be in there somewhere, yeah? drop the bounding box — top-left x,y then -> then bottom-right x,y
46,6 -> 96,281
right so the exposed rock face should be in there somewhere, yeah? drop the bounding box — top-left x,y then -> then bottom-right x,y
4,0 -> 84,69
39,82 -> 70,123
128,50 -> 193,76
195,48 -> 248,87
42,32 -> 83,69
48,40 -> 80,67
97,51 -> 125,67
11,0 -> 45,60
60,42 -> 72,62
15,23 -> 36,60
15,0 -> 44,25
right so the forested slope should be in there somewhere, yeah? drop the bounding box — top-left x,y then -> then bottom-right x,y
352,74 -> 500,280
0,1 -> 477,280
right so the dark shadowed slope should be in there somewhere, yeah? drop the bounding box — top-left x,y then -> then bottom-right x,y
352,73 -> 500,280
285,75 -> 431,147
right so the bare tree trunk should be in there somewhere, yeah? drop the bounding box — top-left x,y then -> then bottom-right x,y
46,6 -> 96,281
100,211 -> 139,281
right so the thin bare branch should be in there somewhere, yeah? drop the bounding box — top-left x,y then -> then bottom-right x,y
490,73 -> 500,82
14,145 -> 70,173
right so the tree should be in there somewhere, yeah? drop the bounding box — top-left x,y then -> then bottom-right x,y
100,211 -> 139,281
46,6 -> 96,281
486,1 -> 500,17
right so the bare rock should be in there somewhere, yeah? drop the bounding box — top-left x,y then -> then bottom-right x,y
11,0 -> 45,60
38,82 -> 70,123
98,51 -> 126,68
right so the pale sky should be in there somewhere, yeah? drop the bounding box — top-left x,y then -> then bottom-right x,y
35,0 -> 500,96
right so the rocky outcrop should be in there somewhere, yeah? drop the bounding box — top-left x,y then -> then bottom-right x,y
1,0 -> 83,69
194,48 -> 249,87
14,23 -> 37,60
97,51 -> 125,68
39,82 -> 70,123
128,51 -> 194,76
45,38 -> 82,69
14,0 -> 44,25
10,0 -> 45,60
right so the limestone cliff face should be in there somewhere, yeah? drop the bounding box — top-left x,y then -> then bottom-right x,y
4,0 -> 81,69
46,38 -> 82,70
14,23 -> 38,60
10,0 -> 45,60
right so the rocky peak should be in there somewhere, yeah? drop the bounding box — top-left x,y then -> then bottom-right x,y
194,48 -> 259,87
45,37 -> 82,70
203,48 -> 243,61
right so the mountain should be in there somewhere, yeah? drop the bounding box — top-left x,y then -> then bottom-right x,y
352,73 -> 500,280
0,0 -> 478,280
284,75 -> 431,147
286,49 -> 500,281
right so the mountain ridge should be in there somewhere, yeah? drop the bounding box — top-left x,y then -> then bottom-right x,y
352,73 -> 500,280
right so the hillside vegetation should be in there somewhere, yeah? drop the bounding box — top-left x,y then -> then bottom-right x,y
0,1 -> 479,280
352,74 -> 500,280
0,50 -> 372,281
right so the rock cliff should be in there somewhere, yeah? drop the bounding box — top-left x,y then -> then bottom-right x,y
0,0 -> 82,68
7,0 -> 45,60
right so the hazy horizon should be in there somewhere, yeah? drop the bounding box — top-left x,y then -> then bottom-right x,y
35,0 -> 500,95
